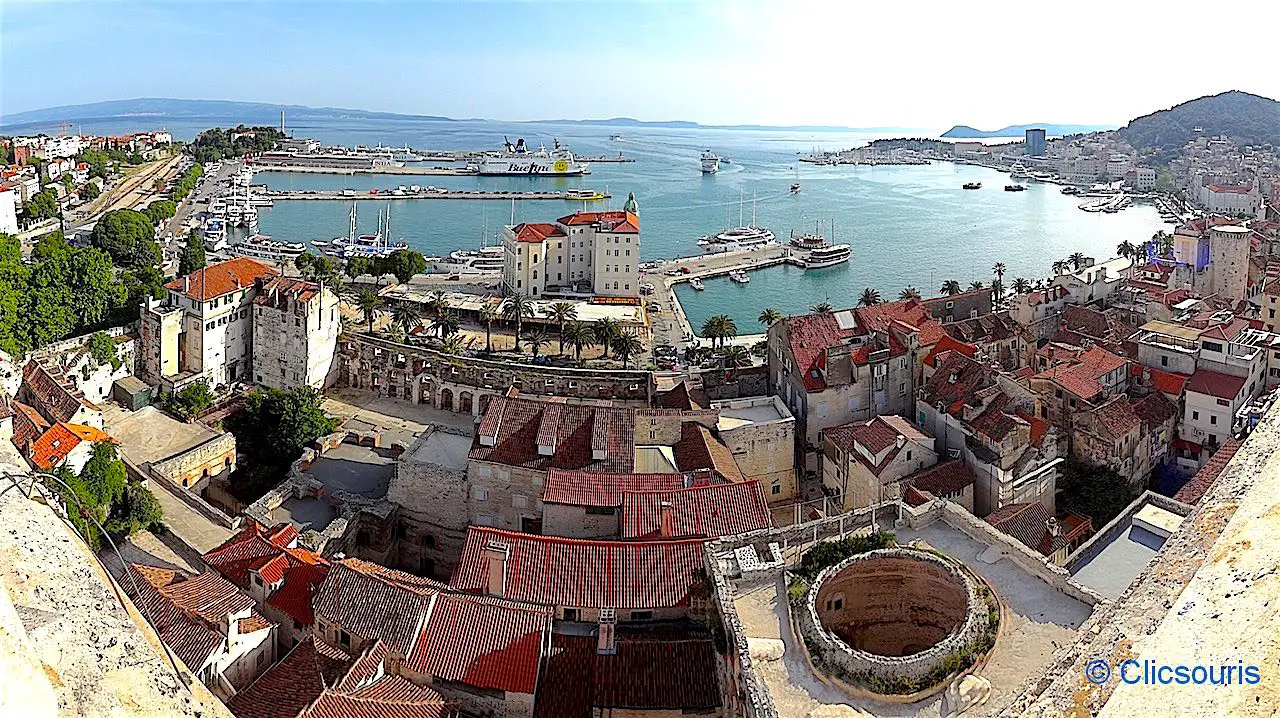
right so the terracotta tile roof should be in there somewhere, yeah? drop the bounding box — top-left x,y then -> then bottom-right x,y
253,276 -> 321,306
778,311 -> 854,392
946,311 -> 1017,344
654,381 -> 708,410
1062,305 -> 1113,339
228,637 -> 353,718
902,485 -> 932,506
542,469 -> 691,507
855,299 -> 948,346
1089,395 -> 1142,437
28,422 -> 113,470
535,630 -> 721,717
511,222 -> 567,243
22,359 -> 95,424
471,396 -> 636,474
920,352 -> 989,415
203,522 -> 330,627
923,335 -> 978,368
1184,369 -> 1248,400
165,256 -> 277,301
1035,346 -> 1128,400
968,394 -> 1024,443
1206,184 -> 1251,194
312,560 -> 438,657
10,400 -> 49,451
620,481 -> 771,539
452,526 -> 706,610
1147,367 -> 1191,398
984,502 -> 1067,557
1197,315 -> 1253,341
1017,411 -> 1051,447
406,592 -> 552,695
1132,393 -> 1178,428
555,210 -> 640,233
671,422 -> 744,481
906,460 -> 976,497
823,416 -> 930,477
1174,437 -> 1243,505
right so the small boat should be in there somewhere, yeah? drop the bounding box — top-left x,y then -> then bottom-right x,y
729,270 -> 750,284
790,183 -> 801,194
563,188 -> 605,201
610,134 -> 622,141
1004,184 -> 1027,192
689,277 -> 705,291
962,182 -> 982,190
1061,186 -> 1082,195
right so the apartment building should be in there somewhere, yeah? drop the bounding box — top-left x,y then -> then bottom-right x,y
502,195 -> 641,298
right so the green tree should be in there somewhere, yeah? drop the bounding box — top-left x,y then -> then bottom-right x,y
502,293 -> 535,351
968,280 -> 985,290
1011,277 -> 1032,293
225,387 -> 337,501
430,309 -> 460,340
90,209 -> 157,268
1055,460 -> 1139,527
757,308 -> 782,328
611,331 -> 644,368
899,286 -> 921,301
940,280 -> 962,295
992,262 -> 1007,285
88,331 -> 123,371
375,249 -> 427,283
479,299 -> 501,353
720,345 -> 751,369
104,484 -> 164,537
858,288 -> 882,307
80,181 -> 101,201
1068,252 -> 1087,270
593,317 -> 622,358
1051,259 -> 1069,275
561,320 -> 595,362
545,301 -> 578,354
346,256 -> 374,278
74,443 -> 128,509
700,314 -> 737,350
810,302 -> 833,314
179,230 -> 207,276
523,327 -> 550,360
352,288 -> 383,332
24,188 -> 59,222
76,149 -> 110,178
391,302 -> 422,335
144,199 -> 176,225
165,380 -> 214,421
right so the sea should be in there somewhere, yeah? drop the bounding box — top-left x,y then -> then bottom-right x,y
25,115 -> 1167,330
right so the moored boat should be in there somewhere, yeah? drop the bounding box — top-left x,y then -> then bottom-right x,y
230,234 -> 306,263
805,243 -> 851,269
689,277 -> 705,290
962,182 -> 982,190
700,150 -> 720,175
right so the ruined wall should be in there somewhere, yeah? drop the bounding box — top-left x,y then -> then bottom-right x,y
387,428 -> 470,580
149,432 -> 237,489
542,503 -> 619,539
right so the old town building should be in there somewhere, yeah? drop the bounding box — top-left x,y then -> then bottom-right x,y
503,198 -> 641,298
250,276 -> 341,390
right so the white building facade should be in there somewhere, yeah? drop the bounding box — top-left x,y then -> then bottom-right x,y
502,194 -> 641,298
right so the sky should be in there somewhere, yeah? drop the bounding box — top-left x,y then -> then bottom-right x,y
3,0 -> 1278,130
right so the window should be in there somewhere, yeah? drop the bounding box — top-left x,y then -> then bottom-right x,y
512,494 -> 528,509
585,505 -> 615,515
472,486 -> 489,501
906,450 -> 912,461
293,619 -> 302,631
1055,388 -> 1063,399
563,608 -> 581,622
339,630 -> 351,647
1193,411 -> 1200,420
1210,415 -> 1218,425
257,652 -> 265,666
252,574 -> 262,586
629,610 -> 653,621
771,484 -> 781,495
1161,355 -> 1168,367
1203,341 -> 1224,353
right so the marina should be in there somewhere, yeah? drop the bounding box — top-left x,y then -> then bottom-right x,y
262,188 -> 611,201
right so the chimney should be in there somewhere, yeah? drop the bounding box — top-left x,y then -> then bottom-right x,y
1046,517 -> 1060,537
485,541 -> 509,597
597,607 -> 617,655
895,435 -> 906,449
659,501 -> 674,538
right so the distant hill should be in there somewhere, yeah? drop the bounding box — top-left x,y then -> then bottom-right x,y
0,98 -> 457,130
941,122 -> 1114,138
1116,90 -> 1280,157
0,98 -> 917,135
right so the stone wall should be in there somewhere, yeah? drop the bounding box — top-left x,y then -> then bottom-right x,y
149,432 -> 237,489
386,426 -> 471,580
542,502 -> 618,539
700,365 -> 769,401
795,548 -> 991,688
339,333 -> 654,416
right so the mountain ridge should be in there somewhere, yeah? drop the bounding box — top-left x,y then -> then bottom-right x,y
941,122 -> 1114,138
1115,90 -> 1280,159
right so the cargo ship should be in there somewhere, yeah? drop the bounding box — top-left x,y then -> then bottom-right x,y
468,137 -> 589,176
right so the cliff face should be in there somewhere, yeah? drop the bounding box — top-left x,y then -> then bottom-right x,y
0,453 -> 233,718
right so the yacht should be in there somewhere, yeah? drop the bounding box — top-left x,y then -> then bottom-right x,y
805,243 -> 851,269
689,277 -> 705,291
610,134 -> 623,141
1004,184 -> 1027,192
314,202 -> 408,258
729,270 -> 750,284
697,193 -> 777,253
1009,163 -> 1029,180
467,137 -> 588,176
230,235 -> 306,263
789,230 -> 827,250
432,246 -> 505,273
700,150 -> 720,175
962,182 -> 982,190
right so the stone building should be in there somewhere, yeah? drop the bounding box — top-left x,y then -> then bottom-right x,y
139,257 -> 276,391
820,415 -> 938,511
502,198 -> 641,299
1207,224 -> 1254,302
386,425 -> 473,580
1072,393 -> 1178,487
250,276 -> 341,389
711,395 -> 797,503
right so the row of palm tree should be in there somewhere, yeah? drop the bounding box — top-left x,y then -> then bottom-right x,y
701,314 -> 738,349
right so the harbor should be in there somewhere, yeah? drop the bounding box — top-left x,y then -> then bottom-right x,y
262,188 -> 610,201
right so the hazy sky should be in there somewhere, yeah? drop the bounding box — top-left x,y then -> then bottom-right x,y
3,0 -> 1278,129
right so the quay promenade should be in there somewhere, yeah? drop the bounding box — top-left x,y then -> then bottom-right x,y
256,165 -> 476,176
264,188 -> 611,201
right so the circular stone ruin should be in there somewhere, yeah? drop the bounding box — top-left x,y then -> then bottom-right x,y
796,547 -> 996,696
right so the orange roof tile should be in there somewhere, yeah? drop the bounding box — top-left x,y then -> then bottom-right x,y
165,257 -> 277,301
511,222 -> 566,243
28,422 -> 114,470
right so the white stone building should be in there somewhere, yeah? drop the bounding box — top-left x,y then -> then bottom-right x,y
1199,183 -> 1262,218
502,193 -> 641,298
0,185 -> 18,234
250,277 -> 341,389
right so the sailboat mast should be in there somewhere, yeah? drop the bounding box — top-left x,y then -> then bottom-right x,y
739,190 -> 744,227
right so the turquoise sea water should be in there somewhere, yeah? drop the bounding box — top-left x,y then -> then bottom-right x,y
46,114 -> 1163,330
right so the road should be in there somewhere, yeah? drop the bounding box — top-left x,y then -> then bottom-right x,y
169,157 -> 240,239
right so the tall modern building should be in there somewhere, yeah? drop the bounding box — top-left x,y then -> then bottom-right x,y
1026,128 -> 1047,157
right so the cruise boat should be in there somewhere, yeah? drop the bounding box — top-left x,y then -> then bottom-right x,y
1004,184 -> 1027,192
467,137 -> 589,176
698,226 -> 777,254
1009,163 -> 1029,180
689,277 -> 705,290
564,188 -> 606,201
805,243 -> 851,269
962,182 -> 982,190
230,235 -> 306,263
314,203 -> 408,258
432,246 -> 505,274
789,230 -> 827,250
700,150 -> 720,174
729,270 -> 750,284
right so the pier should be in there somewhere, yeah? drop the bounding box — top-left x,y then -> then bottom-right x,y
264,189 -> 611,201
254,165 -> 477,176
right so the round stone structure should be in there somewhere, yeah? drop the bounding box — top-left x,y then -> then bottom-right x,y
796,547 -> 995,695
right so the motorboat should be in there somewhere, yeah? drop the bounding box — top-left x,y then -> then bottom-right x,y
564,188 -> 606,201
432,245 -> 505,273
1004,184 -> 1027,192
790,182 -> 801,194
689,277 -> 705,290
962,182 -> 982,190
230,234 -> 306,263
698,226 -> 776,253
729,270 -> 750,284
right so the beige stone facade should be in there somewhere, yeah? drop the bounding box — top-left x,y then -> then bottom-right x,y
712,395 -> 797,503
251,277 -> 341,390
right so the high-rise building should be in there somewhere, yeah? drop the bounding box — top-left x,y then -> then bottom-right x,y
1026,128 -> 1047,157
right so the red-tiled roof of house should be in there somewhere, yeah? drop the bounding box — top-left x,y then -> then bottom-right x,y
556,210 -> 640,233
10,400 -> 49,452
203,522 -> 330,627
855,299 -> 949,346
920,351 -> 989,415
1035,346 -> 1128,401
671,422 -> 744,481
165,256 -> 277,301
542,469 -> 692,507
778,311 -> 854,392
228,637 -> 354,718
1184,369 -> 1248,400
1089,395 -> 1142,436
312,559 -> 438,657
1206,184 -> 1251,194
1174,437 -> 1243,505
1062,305 -> 1113,339
27,422 -> 114,470
1132,393 -> 1178,428
23,359 -> 95,424
1197,315 -> 1254,341
823,416 -> 930,477
471,395 -> 636,474
945,311 -> 1017,344
905,460 -> 976,498
984,502 -> 1067,557
968,393 -> 1025,443
620,480 -> 771,539
1145,366 -> 1191,398
452,526 -> 706,610
902,485 -> 932,506
1017,411 -> 1051,447
511,222 -> 567,243
922,335 -> 978,369
253,276 -> 321,306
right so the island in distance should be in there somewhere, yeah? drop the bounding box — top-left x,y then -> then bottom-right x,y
941,122 -> 1115,138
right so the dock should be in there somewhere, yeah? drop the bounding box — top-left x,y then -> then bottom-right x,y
576,155 -> 636,163
264,189 -> 611,202
254,165 -> 477,176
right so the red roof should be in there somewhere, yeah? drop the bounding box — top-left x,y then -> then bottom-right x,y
1206,184 -> 1251,194
920,351 -> 990,416
556,210 -> 640,234
452,526 -> 706,610
984,502 -> 1068,557
1088,395 -> 1142,436
779,312 -> 853,392
165,257 -> 276,301
542,469 -> 690,507
1147,367 -> 1191,398
904,460 -> 976,498
855,299 -> 948,346
254,276 -> 321,306
511,222 -> 567,243
472,396 -> 636,474
10,400 -> 49,451
202,522 -> 330,627
406,592 -> 551,695
620,481 -> 771,539
1174,437 -> 1243,505
1035,346 -> 1128,400
28,422 -> 113,470
923,335 -> 978,369
671,422 -> 744,481
1184,369 -> 1248,400
23,359 -> 95,424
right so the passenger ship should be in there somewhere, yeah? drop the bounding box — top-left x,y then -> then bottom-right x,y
468,137 -> 589,176
700,150 -> 720,174
230,235 -> 307,263
805,243 -> 851,269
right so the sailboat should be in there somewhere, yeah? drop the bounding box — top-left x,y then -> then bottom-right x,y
696,191 -> 776,253
790,166 -> 801,194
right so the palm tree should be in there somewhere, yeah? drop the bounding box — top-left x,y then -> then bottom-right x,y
523,328 -> 549,360
701,314 -> 737,349
430,309 -> 460,339
1051,259 -> 1069,275
420,292 -> 448,320
857,288 -> 882,307
1033,278 -> 1046,291
439,334 -> 465,355
1068,252 -> 1086,270
992,262 -> 1007,284
991,278 -> 1003,301
352,288 -> 382,332
1011,277 -> 1032,293
719,345 -> 751,369
390,303 -> 422,336
592,317 -> 621,359
479,299 -> 501,353
611,331 -> 644,368
545,301 -> 578,354
899,286 -> 921,301
1157,232 -> 1174,256
502,293 -> 534,351
940,280 -> 962,296
562,321 -> 595,362
810,302 -> 833,314
757,308 -> 783,328
968,280 -> 985,290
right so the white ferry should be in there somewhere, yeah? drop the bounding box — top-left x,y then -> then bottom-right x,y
468,137 -> 589,176
697,226 -> 777,254
700,150 -> 720,174
805,243 -> 851,269
230,235 -> 306,263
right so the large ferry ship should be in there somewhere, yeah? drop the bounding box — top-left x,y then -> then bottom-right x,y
468,137 -> 589,176
700,150 -> 720,174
